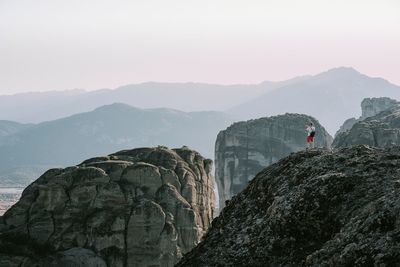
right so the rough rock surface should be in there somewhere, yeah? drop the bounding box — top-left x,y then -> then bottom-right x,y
362,97 -> 398,118
0,146 -> 215,267
178,145 -> 400,267
336,97 -> 398,136
333,104 -> 400,148
215,113 -> 332,209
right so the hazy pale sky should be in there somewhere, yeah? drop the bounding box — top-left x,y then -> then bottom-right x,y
0,0 -> 399,94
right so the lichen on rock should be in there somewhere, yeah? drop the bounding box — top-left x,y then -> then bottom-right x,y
178,145 -> 400,266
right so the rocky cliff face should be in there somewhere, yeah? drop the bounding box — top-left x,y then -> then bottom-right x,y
333,104 -> 400,148
0,146 -> 215,267
335,97 -> 398,136
215,113 -> 332,210
361,97 -> 397,118
178,145 -> 400,266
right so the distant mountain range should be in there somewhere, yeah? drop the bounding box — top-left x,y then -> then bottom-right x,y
229,67 -> 400,134
1,66 -> 400,186
0,103 -> 233,186
1,67 -> 399,135
0,121 -> 32,138
0,78 -> 306,123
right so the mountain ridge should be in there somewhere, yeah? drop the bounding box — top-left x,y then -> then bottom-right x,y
0,103 -> 234,186
2,67 -> 393,126
228,67 -> 400,134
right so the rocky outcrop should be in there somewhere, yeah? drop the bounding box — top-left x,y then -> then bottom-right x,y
178,145 -> 400,266
335,97 -> 398,136
0,146 -> 215,267
333,104 -> 400,148
215,113 -> 332,210
361,97 -> 397,118
335,117 -> 358,136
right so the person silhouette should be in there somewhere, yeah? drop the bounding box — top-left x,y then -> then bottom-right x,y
306,122 -> 316,149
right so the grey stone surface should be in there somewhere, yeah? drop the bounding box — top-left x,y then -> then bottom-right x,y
335,117 -> 358,136
177,145 -> 400,266
335,97 -> 398,136
215,113 -> 332,210
361,97 -> 397,119
333,103 -> 400,148
0,146 -> 215,267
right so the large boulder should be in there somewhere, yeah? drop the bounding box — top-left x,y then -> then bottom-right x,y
335,97 -> 398,136
333,104 -> 400,148
0,146 -> 215,267
215,113 -> 332,209
178,145 -> 400,266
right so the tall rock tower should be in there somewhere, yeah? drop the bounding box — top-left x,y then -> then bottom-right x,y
215,114 -> 332,210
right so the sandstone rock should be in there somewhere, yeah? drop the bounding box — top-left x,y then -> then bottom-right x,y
0,146 -> 215,267
333,104 -> 400,148
215,113 -> 332,210
177,145 -> 400,266
335,97 -> 398,136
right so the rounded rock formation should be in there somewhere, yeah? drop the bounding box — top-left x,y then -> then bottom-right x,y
0,146 -> 215,267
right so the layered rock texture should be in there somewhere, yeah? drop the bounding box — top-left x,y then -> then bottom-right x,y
0,146 -> 215,267
215,113 -> 332,209
336,97 -> 398,136
178,145 -> 400,266
333,104 -> 400,148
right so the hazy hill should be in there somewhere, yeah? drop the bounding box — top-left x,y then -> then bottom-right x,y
0,103 -> 233,186
228,67 -> 400,134
0,120 -> 32,138
2,68 -> 399,136
1,67 -> 399,186
0,80 -> 306,123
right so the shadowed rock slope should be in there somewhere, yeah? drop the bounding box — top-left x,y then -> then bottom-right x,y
215,113 -> 332,210
178,145 -> 400,266
333,104 -> 400,148
0,146 -> 215,267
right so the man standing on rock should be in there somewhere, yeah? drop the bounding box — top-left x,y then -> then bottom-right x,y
306,122 -> 316,149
